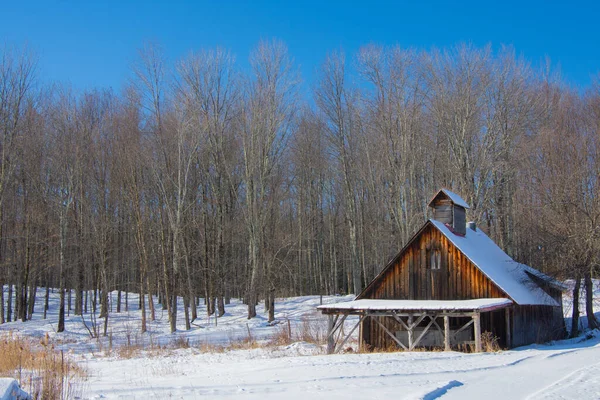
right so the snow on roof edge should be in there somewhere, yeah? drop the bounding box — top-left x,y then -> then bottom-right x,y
518,263 -> 569,291
318,298 -> 513,312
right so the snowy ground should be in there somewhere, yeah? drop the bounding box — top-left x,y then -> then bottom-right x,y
1,284 -> 600,399
81,334 -> 600,399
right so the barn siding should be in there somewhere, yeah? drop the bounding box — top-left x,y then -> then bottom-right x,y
511,305 -> 566,347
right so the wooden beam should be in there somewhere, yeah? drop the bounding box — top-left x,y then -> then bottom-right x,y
391,312 -> 410,331
452,318 -> 474,338
360,310 -> 478,318
407,314 -> 414,349
505,307 -> 511,349
328,314 -> 346,341
326,315 -> 339,339
333,314 -> 348,348
327,315 -> 335,354
373,317 -> 407,350
430,315 -> 444,334
335,315 -> 366,354
326,314 -> 348,354
473,313 -> 482,352
410,316 -> 435,351
358,315 -> 364,352
409,314 -> 427,330
444,315 -> 451,351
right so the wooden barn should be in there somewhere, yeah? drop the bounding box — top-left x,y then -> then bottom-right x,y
319,189 -> 566,353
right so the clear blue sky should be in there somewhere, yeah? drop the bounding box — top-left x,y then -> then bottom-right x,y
1,1 -> 599,91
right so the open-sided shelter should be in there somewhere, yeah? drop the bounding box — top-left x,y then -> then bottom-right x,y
318,189 -> 566,353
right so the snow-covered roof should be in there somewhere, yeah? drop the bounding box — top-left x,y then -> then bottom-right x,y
429,189 -> 470,209
318,298 -> 512,313
518,263 -> 569,291
430,220 -> 560,306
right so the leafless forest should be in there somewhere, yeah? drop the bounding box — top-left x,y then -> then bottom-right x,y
1,40 -> 599,335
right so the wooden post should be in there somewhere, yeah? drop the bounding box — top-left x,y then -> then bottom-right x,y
358,316 -> 364,352
407,314 -> 414,350
444,315 -> 450,351
336,315 -> 366,353
327,314 -> 335,354
473,313 -> 482,352
505,307 -> 511,349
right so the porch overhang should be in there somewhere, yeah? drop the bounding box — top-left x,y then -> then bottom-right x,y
318,298 -> 513,315
318,298 -> 513,354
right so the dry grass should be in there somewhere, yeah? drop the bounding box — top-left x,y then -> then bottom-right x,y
268,317 -> 327,347
170,336 -> 191,349
269,320 -> 293,346
359,343 -> 399,353
111,333 -> 170,359
115,342 -> 146,359
84,317 -> 327,362
296,317 -> 326,344
0,332 -> 87,399
197,342 -> 226,353
227,338 -> 261,350
360,343 -> 447,353
481,331 -> 501,352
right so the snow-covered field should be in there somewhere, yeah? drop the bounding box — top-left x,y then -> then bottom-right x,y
1,285 -> 600,399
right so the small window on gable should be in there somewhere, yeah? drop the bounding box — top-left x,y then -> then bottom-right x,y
430,249 -> 441,270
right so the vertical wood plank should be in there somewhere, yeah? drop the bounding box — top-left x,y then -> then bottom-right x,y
408,314 -> 414,349
456,244 -> 461,298
505,307 -> 511,349
444,315 -> 451,351
420,236 -> 426,299
473,313 -> 482,352
327,315 -> 335,354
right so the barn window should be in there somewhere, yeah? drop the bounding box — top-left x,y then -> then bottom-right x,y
430,249 -> 441,270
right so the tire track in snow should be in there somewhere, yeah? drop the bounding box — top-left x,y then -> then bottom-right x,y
443,339 -> 600,399
525,361 -> 600,400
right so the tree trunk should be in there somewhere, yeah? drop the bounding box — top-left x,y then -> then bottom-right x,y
148,278 -> 156,321
184,295 -> 191,331
140,290 -> 147,333
6,284 -> 12,322
57,213 -> 68,333
217,296 -> 225,317
584,270 -> 599,330
27,279 -> 35,320
43,285 -> 49,319
58,287 -> 65,333
247,234 -> 259,319
570,276 -> 581,338
267,289 -> 275,323
0,280 -> 4,324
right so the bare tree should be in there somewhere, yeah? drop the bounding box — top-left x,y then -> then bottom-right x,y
315,51 -> 363,295
46,88 -> 81,333
0,46 -> 36,323
240,39 -> 298,318
177,47 -> 240,319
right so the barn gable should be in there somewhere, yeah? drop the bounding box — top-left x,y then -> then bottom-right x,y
357,221 -> 508,301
